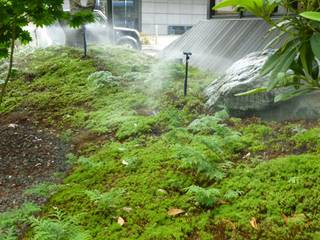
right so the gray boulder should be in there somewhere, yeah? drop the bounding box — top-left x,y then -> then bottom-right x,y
205,50 -> 320,121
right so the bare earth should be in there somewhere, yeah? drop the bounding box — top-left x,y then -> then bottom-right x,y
0,113 -> 69,212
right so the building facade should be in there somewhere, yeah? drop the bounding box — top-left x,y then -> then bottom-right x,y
141,0 -> 207,35
98,0 -> 208,35
65,1 -> 298,35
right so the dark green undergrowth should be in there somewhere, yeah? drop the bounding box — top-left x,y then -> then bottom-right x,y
1,46 -> 320,240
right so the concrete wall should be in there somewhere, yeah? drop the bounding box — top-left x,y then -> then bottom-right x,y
141,0 -> 207,35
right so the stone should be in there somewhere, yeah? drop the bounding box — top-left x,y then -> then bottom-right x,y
205,50 -> 320,121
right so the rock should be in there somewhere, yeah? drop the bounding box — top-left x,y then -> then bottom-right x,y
205,50 -> 320,121
205,50 -> 275,113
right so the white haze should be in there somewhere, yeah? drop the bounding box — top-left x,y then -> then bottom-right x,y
24,21 -> 114,48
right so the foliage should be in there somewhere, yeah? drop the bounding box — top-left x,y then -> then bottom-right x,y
213,154 -> 320,239
87,71 -> 120,89
30,208 -> 91,240
0,0 -> 94,104
291,128 -> 320,153
186,185 -> 221,207
24,183 -> 61,198
85,189 -> 125,212
0,203 -> 40,239
2,47 -> 320,239
215,0 -> 320,101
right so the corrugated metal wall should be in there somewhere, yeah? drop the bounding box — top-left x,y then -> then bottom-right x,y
160,18 -> 279,73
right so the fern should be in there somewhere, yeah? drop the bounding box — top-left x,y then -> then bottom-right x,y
0,227 -> 18,240
87,71 -> 120,89
30,208 -> 91,240
187,110 -> 230,135
24,183 -> 61,198
0,203 -> 40,240
223,190 -> 243,201
85,188 -> 125,211
177,146 -> 224,180
186,185 -> 221,207
178,113 -> 246,181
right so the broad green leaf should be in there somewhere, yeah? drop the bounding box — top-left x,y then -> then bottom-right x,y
300,12 -> 320,22
261,39 -> 300,89
234,87 -> 267,97
261,50 -> 283,76
311,33 -> 320,59
213,0 -> 239,10
300,42 -> 314,79
274,87 -> 315,102
214,0 -> 276,16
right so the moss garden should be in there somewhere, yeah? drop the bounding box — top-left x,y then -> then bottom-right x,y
1,46 -> 320,240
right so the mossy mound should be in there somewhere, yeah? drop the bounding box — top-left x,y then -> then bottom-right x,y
1,46 -> 320,240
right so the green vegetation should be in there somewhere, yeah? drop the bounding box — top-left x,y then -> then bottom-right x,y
0,0 -> 94,104
1,46 -> 320,239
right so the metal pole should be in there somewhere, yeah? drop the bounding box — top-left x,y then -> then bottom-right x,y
184,58 -> 188,96
82,25 -> 87,57
183,52 -> 192,97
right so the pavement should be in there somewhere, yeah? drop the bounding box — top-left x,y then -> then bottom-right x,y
142,35 -> 180,57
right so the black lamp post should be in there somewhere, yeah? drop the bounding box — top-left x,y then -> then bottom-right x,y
183,52 -> 192,96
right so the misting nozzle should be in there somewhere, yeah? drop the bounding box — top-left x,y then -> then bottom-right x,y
183,52 -> 192,56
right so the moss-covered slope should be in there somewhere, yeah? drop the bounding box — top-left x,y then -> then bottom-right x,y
1,46 -> 320,240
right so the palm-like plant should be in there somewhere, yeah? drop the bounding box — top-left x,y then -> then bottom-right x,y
214,0 -> 320,101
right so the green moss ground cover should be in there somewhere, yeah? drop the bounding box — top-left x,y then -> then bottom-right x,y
1,46 -> 320,240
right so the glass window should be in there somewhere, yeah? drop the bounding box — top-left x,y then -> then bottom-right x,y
168,26 -> 192,35
112,0 -> 140,30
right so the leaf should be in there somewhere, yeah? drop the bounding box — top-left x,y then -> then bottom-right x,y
262,39 -> 299,77
117,217 -> 125,226
213,0 -> 239,10
121,160 -> 129,166
167,208 -> 185,217
235,87 -> 267,97
267,42 -> 300,89
250,217 -> 258,230
300,11 -> 320,22
122,207 -> 132,212
311,33 -> 320,60
274,87 -> 315,102
300,42 -> 314,79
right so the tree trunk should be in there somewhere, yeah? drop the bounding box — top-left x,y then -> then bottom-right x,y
0,28 -> 16,105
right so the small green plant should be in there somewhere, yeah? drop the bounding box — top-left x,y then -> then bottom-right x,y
0,203 -> 40,239
122,157 -> 142,171
85,188 -> 125,212
30,208 -> 91,240
177,145 -> 225,180
87,71 -> 120,89
291,128 -> 320,152
186,185 -> 221,207
177,117 -> 244,180
223,190 -> 243,201
24,183 -> 61,198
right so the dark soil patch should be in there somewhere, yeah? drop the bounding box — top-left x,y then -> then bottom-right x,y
0,116 -> 69,212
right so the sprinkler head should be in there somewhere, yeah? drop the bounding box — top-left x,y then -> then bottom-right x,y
183,52 -> 192,61
183,52 -> 192,57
